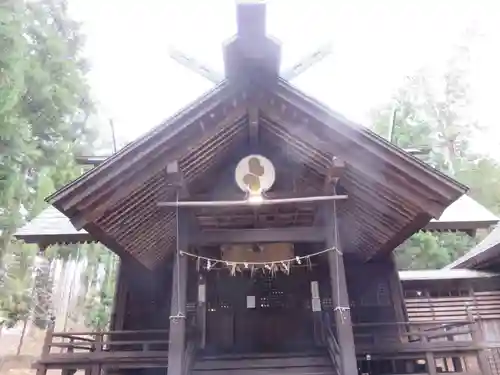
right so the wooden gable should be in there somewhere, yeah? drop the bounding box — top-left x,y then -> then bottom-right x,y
43,78 -> 466,268
42,2 -> 466,269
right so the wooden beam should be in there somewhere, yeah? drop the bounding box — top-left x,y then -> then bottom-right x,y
281,43 -> 333,81
158,194 -> 347,208
168,46 -> 223,84
191,226 -> 325,245
323,205 -> 358,375
189,191 -> 334,201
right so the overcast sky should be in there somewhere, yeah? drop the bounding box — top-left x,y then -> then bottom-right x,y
69,0 -> 500,157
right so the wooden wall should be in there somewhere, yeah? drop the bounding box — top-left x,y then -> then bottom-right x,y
403,276 -> 500,331
345,255 -> 406,325
112,259 -> 174,332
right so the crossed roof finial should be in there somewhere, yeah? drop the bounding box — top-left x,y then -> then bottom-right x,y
169,1 -> 332,84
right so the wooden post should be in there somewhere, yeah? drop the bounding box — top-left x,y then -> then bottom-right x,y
90,332 -> 102,375
468,311 -> 492,375
167,249 -> 188,375
197,273 -> 207,349
310,280 -> 323,346
421,333 -> 437,375
110,259 -> 127,332
387,254 -> 409,341
323,205 -> 358,375
36,316 -> 55,375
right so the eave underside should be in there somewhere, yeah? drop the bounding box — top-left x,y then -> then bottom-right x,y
46,82 -> 466,269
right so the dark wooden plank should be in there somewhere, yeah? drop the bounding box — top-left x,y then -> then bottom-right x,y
191,226 -> 325,245
40,351 -> 170,365
191,368 -> 334,375
194,356 -> 331,370
355,342 -> 481,354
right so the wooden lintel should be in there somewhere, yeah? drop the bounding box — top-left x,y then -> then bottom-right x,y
158,194 -> 347,208
191,226 -> 325,245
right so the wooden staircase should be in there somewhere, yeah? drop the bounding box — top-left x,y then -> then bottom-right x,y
191,351 -> 337,375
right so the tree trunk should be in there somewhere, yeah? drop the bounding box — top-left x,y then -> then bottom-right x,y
16,318 -> 29,355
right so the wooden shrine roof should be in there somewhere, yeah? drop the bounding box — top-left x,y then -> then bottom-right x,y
445,224 -> 500,270
14,192 -> 491,249
426,195 -> 498,231
14,206 -> 91,246
15,2 -> 469,268
31,78 -> 466,269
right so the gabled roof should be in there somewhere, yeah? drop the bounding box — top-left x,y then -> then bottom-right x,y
445,224 -> 500,270
36,78 -> 467,269
426,194 -> 498,231
14,206 -> 91,246
15,2 -> 468,268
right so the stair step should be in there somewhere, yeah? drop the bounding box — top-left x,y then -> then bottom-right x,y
192,367 -> 335,375
200,351 -> 325,361
194,356 -> 331,370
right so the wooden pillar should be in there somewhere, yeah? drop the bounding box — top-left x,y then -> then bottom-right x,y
324,205 -> 358,375
36,316 -> 54,375
110,259 -> 127,331
387,254 -> 409,341
310,280 -> 323,346
167,249 -> 188,375
197,273 -> 207,349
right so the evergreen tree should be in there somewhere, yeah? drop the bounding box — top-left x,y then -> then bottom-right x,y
371,31 -> 500,270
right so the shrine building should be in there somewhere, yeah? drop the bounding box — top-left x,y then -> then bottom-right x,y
14,2 -> 500,375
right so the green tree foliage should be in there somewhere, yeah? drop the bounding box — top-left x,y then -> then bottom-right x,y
0,0 -> 116,335
371,31 -> 500,270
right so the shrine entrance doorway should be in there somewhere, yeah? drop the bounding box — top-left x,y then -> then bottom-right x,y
205,268 -> 315,354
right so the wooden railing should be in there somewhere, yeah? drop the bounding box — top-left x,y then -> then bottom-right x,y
353,320 -> 477,350
46,329 -> 171,354
351,319 -> 492,375
406,290 -> 500,322
320,315 -> 342,375
35,324 -> 171,375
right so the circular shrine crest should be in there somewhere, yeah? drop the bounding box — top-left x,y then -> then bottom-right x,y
235,155 -> 275,196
